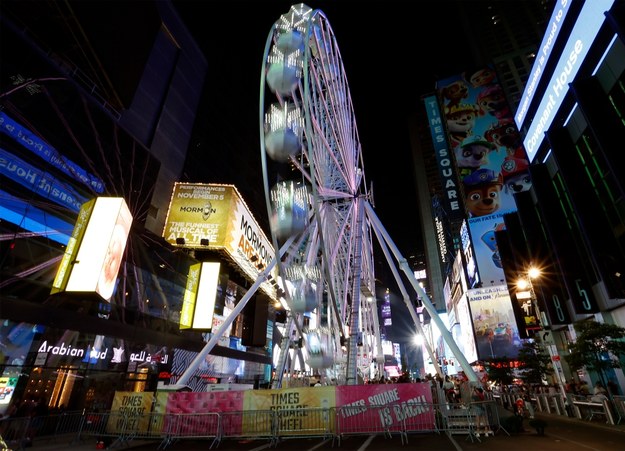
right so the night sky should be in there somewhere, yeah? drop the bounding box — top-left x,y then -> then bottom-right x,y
174,0 -> 473,259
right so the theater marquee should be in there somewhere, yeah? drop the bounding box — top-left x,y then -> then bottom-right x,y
163,183 -> 277,299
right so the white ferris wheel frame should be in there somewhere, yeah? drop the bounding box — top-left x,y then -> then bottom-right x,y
173,4 -> 478,390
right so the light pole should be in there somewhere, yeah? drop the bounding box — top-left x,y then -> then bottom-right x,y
516,267 -> 568,401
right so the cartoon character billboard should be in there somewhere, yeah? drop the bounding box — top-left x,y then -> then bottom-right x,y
436,66 -> 532,288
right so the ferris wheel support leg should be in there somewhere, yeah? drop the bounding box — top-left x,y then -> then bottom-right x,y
346,198 -> 365,385
173,238 -> 294,389
271,313 -> 297,389
364,202 -> 479,383
369,219 -> 444,379
370,296 -> 385,380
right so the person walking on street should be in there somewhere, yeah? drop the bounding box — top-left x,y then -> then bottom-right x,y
26,397 -> 49,445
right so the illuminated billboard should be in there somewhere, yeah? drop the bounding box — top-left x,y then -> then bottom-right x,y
51,197 -> 132,300
0,148 -> 86,212
437,66 -> 530,287
515,0 -> 573,128
1,189 -> 73,245
453,294 -> 478,365
468,285 -> 521,360
0,111 -> 105,193
163,183 -> 276,299
522,0 -> 615,161
180,262 -> 220,330
460,220 -> 478,288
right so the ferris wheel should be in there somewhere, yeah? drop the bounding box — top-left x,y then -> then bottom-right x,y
260,4 -> 382,386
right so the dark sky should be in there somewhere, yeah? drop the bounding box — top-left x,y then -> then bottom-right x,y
174,1 -> 472,257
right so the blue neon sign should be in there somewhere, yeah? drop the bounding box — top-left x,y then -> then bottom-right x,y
523,0 -> 614,161
0,111 -> 105,193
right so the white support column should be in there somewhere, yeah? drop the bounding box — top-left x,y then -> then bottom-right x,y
364,201 -> 479,383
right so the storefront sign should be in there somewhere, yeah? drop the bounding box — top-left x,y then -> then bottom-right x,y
37,340 -> 109,362
129,351 -> 169,364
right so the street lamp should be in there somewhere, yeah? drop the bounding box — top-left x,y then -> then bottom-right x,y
517,267 -> 568,401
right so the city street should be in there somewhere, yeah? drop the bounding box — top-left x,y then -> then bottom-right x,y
28,411 -> 625,451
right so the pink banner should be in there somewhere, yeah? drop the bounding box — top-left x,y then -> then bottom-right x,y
335,383 -> 435,432
166,391 -> 245,435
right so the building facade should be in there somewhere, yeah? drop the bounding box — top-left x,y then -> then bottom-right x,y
415,0 -> 625,389
0,1 -> 274,414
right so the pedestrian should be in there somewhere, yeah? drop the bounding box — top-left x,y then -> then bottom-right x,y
443,375 -> 456,403
593,381 -> 607,396
514,395 -> 526,417
578,380 -> 590,395
607,379 -> 620,396
471,384 -> 491,436
26,397 -> 49,444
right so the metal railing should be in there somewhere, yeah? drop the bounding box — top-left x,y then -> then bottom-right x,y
0,401 -> 503,449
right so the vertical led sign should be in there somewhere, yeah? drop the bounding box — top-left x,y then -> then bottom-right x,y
180,262 -> 221,330
52,197 -> 132,300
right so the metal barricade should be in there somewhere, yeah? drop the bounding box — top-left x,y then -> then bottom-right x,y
161,412 -> 220,449
612,395 -> 625,424
399,401 -> 438,444
0,416 -> 30,450
438,400 -> 501,442
0,411 -> 89,448
441,404 -> 479,441
335,404 -> 405,446
219,409 -> 276,445
117,411 -> 168,444
274,406 -> 332,441
53,411 -> 86,438
571,396 -> 615,424
539,394 -> 564,415
76,411 -> 128,447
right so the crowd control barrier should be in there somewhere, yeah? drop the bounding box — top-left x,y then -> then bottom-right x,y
0,401 -> 505,449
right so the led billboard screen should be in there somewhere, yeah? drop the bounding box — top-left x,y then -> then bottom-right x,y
522,0 -> 615,160
52,197 -> 132,300
180,262 -> 220,330
437,66 -> 531,287
0,111 -> 105,193
163,183 -> 276,299
515,0 -> 573,128
468,285 -> 521,360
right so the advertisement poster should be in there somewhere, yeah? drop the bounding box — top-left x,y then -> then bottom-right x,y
335,383 -> 434,433
467,212 -> 510,286
0,376 -> 18,408
436,66 -> 531,288
107,392 -> 154,434
244,386 -> 335,435
158,384 -> 436,436
468,285 -> 521,360
452,295 -> 479,365
163,183 -> 276,299
0,321 -> 37,371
